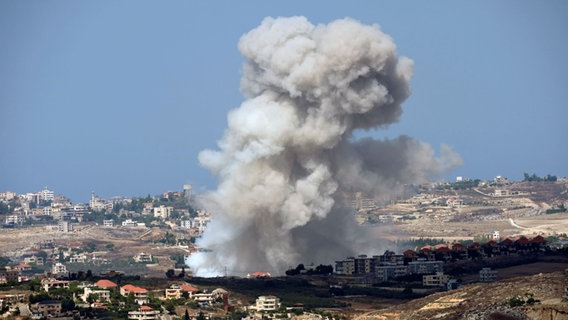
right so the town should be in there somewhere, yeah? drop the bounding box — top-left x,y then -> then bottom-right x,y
1,174 -> 567,319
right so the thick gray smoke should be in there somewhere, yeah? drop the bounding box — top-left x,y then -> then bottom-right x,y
187,17 -> 461,276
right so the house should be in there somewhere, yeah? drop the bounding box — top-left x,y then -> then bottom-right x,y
423,272 -> 450,287
41,278 -> 69,292
408,260 -> 443,275
0,267 -> 20,283
103,219 -> 114,227
51,262 -> 67,276
120,284 -> 148,305
95,279 -> 118,289
128,305 -> 160,320
254,295 -> 281,311
83,287 -> 110,302
247,272 -> 271,278
479,267 -> 498,282
134,252 -> 153,263
30,300 -> 61,317
16,263 -> 32,272
165,284 -> 199,299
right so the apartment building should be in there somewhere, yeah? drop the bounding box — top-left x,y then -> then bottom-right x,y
120,284 -> 148,305
423,272 -> 450,287
254,295 -> 281,311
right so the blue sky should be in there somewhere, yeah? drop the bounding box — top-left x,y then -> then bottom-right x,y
1,1 -> 567,203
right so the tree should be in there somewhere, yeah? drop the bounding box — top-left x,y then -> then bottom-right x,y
184,309 -> 190,320
166,269 -> 176,279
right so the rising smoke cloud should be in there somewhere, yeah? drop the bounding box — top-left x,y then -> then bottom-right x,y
188,17 -> 462,276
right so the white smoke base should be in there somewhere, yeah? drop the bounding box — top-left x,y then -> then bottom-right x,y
187,17 -> 462,276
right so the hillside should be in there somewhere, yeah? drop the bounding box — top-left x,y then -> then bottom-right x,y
354,269 -> 568,320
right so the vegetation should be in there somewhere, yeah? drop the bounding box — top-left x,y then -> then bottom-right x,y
523,172 -> 557,182
545,204 -> 566,214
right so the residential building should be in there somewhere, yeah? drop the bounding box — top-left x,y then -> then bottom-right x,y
5,215 -> 24,224
120,284 -> 148,305
375,265 -> 408,282
0,190 -> 16,201
52,262 -> 67,276
0,267 -> 19,283
408,260 -> 444,275
479,267 -> 498,282
41,187 -> 55,202
95,279 -> 118,289
83,287 -> 110,302
31,300 -> 61,317
254,295 -> 281,311
122,219 -> 143,227
59,221 -> 72,233
165,284 -> 199,299
134,252 -> 153,263
153,205 -> 173,219
69,254 -> 87,263
128,305 -> 160,320
103,219 -> 114,227
423,272 -> 450,287
41,279 -> 69,291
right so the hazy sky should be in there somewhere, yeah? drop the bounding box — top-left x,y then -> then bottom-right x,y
1,1 -> 567,203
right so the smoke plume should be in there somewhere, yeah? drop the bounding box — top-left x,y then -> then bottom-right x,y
187,17 -> 461,276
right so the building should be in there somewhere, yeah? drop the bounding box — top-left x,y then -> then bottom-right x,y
153,205 -> 173,219
128,305 -> 160,320
408,260 -> 444,275
41,279 -> 69,292
31,300 -> 61,317
83,287 -> 110,302
120,284 -> 148,305
122,219 -> 144,227
0,267 -> 19,284
59,221 -> 72,233
375,265 -> 408,282
254,295 -> 281,311
103,219 -> 114,227
52,262 -> 67,276
479,267 -> 498,282
41,187 -> 55,202
165,284 -> 199,299
5,215 -> 24,224
134,252 -> 153,263
95,279 -> 118,289
423,272 -> 450,287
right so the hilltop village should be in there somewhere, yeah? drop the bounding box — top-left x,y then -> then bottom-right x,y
1,175 -> 568,319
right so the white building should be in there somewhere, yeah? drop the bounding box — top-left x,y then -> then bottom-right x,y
133,252 -> 153,263
51,262 -> 67,276
82,287 -> 110,302
41,188 -> 54,202
254,296 -> 281,311
5,215 -> 24,224
103,219 -> 114,227
128,306 -> 159,320
122,219 -> 143,227
59,221 -> 72,233
153,205 -> 173,219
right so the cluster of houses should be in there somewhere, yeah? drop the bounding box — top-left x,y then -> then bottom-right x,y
334,235 -> 547,287
30,278 -> 230,319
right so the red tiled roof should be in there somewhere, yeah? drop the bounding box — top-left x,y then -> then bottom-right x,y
139,305 -> 153,311
530,235 -> 546,243
96,279 -> 117,288
121,284 -> 148,293
180,284 -> 199,292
